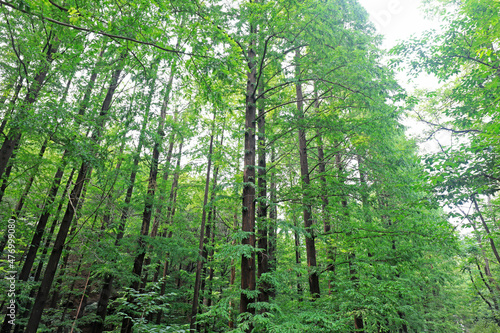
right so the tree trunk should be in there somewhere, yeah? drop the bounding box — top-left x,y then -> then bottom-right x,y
351,156 -> 365,333
473,195 -> 500,265
317,132 -> 335,294
25,162 -> 91,333
17,51 -> 101,282
0,76 -> 24,149
0,146 -> 16,205
34,168 -> 76,282
25,53 -> 124,333
293,210 -> 303,299
190,114 -> 216,330
0,38 -> 59,180
155,141 -> 183,325
240,5 -> 258,320
268,147 -> 277,298
295,48 -> 320,298
201,131 -> 224,317
229,202 -> 239,329
257,80 -> 269,306
121,61 -> 174,333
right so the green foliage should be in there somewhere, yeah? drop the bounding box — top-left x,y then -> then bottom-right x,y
0,0 -> 492,332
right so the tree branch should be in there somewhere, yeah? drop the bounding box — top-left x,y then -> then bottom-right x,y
0,0 -> 209,58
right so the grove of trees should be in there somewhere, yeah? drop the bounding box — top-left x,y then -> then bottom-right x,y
0,0 -> 498,332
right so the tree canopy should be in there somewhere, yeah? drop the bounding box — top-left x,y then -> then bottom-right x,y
0,0 -> 498,332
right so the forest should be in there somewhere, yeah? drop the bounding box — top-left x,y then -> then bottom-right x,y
0,0 -> 498,332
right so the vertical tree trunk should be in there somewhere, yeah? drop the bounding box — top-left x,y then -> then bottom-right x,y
256,80 -> 269,306
141,128 -> 176,289
351,156 -> 365,333
0,38 -> 59,180
25,53 -> 124,333
240,3 -> 258,319
201,131 -> 224,316
155,141 -> 183,325
0,148 -> 17,254
121,61 -> 175,333
0,76 -> 24,144
25,162 -> 92,333
350,253 -> 364,332
293,210 -> 303,298
0,147 -> 16,205
11,68 -> 73,220
317,130 -> 335,294
229,203 -> 239,329
295,49 -> 320,298
34,168 -> 76,282
190,114 -> 216,330
268,147 -> 277,298
17,51 -> 102,282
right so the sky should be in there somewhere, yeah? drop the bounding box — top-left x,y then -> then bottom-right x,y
358,0 -> 442,89
358,0 -> 443,141
358,0 -> 437,50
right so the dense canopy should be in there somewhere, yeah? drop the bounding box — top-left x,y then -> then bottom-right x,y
0,0 -> 499,332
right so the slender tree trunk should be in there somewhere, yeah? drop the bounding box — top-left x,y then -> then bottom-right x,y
295,49 -> 320,298
201,131 -> 224,316
317,132 -> 335,293
229,203 -> 239,329
256,80 -> 269,306
268,147 -> 277,298
469,267 -> 500,324
470,218 -> 500,293
34,168 -> 76,282
11,69 -> 72,220
25,52 -> 124,333
472,195 -> 500,265
121,61 -> 174,333
351,156 -> 365,333
0,38 -> 59,180
17,51 -> 101,282
0,149 -> 16,253
142,111 -> 177,289
141,132 -> 176,289
0,76 -> 24,139
0,147 -> 16,205
350,253 -> 364,332
91,67 -> 157,333
25,162 -> 91,333
155,141 -> 183,325
190,114 -> 216,330
293,210 -> 303,299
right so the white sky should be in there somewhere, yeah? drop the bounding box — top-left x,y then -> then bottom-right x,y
358,0 -> 436,50
358,0 -> 443,140
358,0 -> 442,90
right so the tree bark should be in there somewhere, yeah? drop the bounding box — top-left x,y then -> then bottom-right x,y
34,168 -> 76,282
257,80 -> 269,306
121,61 -> 174,333
268,147 -> 277,298
17,50 -> 101,282
295,48 -> 320,298
240,5 -> 258,319
190,114 -> 216,330
155,141 -> 183,325
25,52 -> 124,333
201,131 -> 224,315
